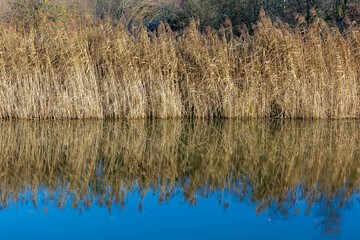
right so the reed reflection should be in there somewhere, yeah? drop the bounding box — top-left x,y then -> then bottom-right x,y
0,120 -> 359,237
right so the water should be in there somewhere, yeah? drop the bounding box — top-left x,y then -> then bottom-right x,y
0,120 -> 360,239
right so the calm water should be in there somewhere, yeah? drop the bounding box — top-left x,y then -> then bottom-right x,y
0,120 -> 360,239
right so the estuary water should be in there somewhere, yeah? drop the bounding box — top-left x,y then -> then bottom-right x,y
0,120 -> 360,239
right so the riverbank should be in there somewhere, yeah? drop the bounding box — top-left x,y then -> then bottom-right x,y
1,13 -> 359,119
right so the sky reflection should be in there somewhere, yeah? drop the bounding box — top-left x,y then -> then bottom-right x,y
0,120 -> 359,239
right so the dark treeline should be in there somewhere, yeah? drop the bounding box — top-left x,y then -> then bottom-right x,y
156,0 -> 360,31
1,0 -> 359,33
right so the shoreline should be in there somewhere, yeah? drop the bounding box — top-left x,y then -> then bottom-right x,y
1,15 -> 360,120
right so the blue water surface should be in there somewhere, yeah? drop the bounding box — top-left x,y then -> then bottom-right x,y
1,120 -> 360,239
0,190 -> 359,240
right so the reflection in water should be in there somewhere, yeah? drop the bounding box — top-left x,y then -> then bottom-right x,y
0,120 -> 359,237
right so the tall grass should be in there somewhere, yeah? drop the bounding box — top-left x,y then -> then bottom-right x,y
0,12 -> 360,119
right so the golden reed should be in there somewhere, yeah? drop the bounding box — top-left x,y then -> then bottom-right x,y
0,12 -> 360,119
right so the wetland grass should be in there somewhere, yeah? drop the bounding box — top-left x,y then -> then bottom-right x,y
0,12 -> 360,119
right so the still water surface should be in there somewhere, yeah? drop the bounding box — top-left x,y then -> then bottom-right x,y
0,120 -> 360,239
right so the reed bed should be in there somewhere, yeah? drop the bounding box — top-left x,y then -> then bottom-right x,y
0,120 -> 359,220
0,12 -> 360,119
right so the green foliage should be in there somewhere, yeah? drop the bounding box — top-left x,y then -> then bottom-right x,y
10,0 -> 76,28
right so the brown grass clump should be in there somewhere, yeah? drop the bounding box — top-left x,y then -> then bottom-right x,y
0,13 -> 360,119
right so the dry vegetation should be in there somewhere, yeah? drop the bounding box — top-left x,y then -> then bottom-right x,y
0,1 -> 360,119
0,120 -> 359,221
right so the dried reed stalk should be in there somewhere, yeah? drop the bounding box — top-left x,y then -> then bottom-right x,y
0,13 -> 359,119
